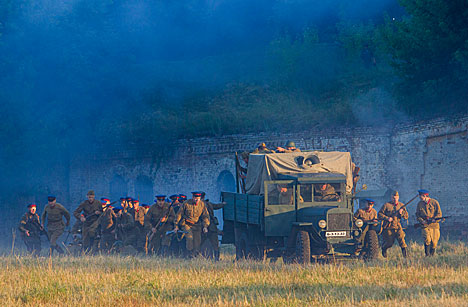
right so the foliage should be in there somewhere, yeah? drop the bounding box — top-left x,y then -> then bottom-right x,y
379,0 -> 468,114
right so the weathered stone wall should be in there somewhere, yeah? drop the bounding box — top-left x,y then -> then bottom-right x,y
3,116 -> 467,246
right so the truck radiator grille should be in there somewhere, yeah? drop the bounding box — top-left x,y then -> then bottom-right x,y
328,213 -> 351,230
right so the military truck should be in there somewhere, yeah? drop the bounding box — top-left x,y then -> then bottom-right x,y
221,151 -> 376,263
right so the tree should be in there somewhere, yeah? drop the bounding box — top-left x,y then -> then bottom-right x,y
380,0 -> 468,114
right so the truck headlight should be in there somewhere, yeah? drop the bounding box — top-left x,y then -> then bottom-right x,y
318,220 -> 327,229
355,219 -> 364,228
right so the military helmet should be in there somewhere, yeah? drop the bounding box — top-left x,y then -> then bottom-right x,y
285,141 -> 296,148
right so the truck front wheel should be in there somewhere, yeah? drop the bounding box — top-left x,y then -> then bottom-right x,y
295,230 -> 311,264
363,229 -> 379,261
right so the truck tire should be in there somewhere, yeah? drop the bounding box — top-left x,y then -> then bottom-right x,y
249,244 -> 266,261
295,231 -> 311,264
363,229 -> 379,261
235,232 -> 248,260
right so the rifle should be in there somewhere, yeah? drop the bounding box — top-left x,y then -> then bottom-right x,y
382,194 -> 419,228
84,201 -> 118,220
145,202 -> 175,254
414,216 -> 451,229
30,218 -> 49,241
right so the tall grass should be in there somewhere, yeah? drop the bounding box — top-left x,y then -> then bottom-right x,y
1,241 -> 467,306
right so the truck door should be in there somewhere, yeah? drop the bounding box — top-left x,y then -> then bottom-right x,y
264,180 -> 296,236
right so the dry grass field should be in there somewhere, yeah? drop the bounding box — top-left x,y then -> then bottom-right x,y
1,241 -> 468,306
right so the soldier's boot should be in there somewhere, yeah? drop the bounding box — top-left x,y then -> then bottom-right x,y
401,247 -> 407,258
424,244 -> 431,257
382,248 -> 388,258
430,247 -> 436,256
214,251 -> 220,261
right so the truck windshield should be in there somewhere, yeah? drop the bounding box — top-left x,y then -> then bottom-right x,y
298,183 -> 342,203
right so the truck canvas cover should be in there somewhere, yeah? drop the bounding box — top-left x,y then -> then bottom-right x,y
245,151 -> 354,194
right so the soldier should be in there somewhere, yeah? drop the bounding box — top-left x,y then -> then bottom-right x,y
141,204 -> 150,215
314,183 -> 339,202
178,194 -> 187,204
114,206 -> 136,247
129,199 -> 146,252
173,191 -> 210,258
378,191 -> 409,258
416,189 -> 442,256
277,185 -> 303,205
168,194 -> 183,256
41,195 -> 71,255
18,204 -> 43,255
354,198 -> 378,257
126,197 -> 134,211
74,190 -> 103,252
252,143 -> 275,154
144,195 -> 175,255
200,192 -> 225,260
96,198 -> 116,253
276,140 -> 301,153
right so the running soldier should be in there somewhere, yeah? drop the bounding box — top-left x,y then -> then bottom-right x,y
378,191 -> 409,258
144,195 -> 175,255
74,190 -> 103,252
41,195 -> 70,255
129,199 -> 146,252
18,204 -> 43,255
114,206 -> 136,247
416,189 -> 442,256
97,198 -> 116,253
200,192 -> 225,261
173,191 -> 210,258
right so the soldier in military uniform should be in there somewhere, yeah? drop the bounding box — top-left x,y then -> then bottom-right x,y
18,204 -> 43,255
114,206 -> 136,247
144,195 -> 175,255
416,189 -> 442,256
200,192 -> 225,260
97,198 -> 116,253
173,191 -> 210,258
129,199 -> 146,252
354,198 -> 378,257
252,143 -> 275,154
378,191 -> 409,258
276,141 -> 301,153
141,204 -> 150,215
74,190 -> 103,252
314,183 -> 339,202
41,195 -> 71,255
169,194 -> 185,256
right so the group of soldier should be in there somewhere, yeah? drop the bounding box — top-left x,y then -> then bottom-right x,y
354,189 -> 443,258
18,190 -> 225,259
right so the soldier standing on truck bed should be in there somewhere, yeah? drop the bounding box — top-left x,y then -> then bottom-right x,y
378,191 -> 409,258
42,195 -> 70,255
415,189 -> 442,256
200,192 -> 225,261
173,191 -> 210,258
276,140 -> 301,153
74,190 -> 102,252
18,204 -> 43,255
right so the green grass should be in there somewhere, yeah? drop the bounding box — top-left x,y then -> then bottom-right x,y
1,241 -> 468,306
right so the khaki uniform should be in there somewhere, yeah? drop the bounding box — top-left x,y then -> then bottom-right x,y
354,208 -> 377,221
19,212 -> 42,255
116,211 -> 136,246
252,148 -> 275,154
42,203 -> 71,249
74,199 -> 103,250
129,207 -> 146,252
315,184 -> 339,201
378,201 -> 409,250
277,148 -> 301,153
97,208 -> 116,252
201,201 -> 224,257
175,200 -> 210,256
144,202 -> 175,253
416,198 -> 442,249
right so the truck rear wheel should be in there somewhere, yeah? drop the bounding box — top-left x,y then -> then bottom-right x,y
295,230 -> 311,264
363,229 -> 379,261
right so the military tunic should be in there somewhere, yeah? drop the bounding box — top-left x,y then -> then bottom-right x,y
416,198 -> 442,248
314,184 -> 339,201
19,212 -> 42,255
144,202 -> 175,253
116,211 -> 136,246
42,203 -> 71,249
74,199 -> 103,250
378,201 -> 409,250
354,208 -> 377,222
175,199 -> 210,255
97,208 -> 116,252
129,207 -> 146,252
